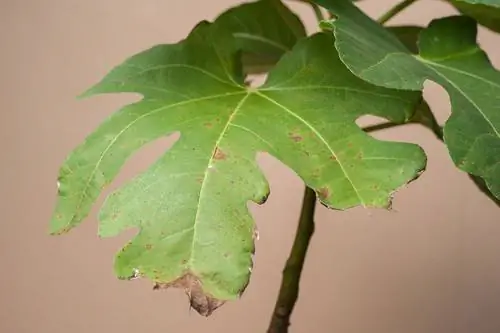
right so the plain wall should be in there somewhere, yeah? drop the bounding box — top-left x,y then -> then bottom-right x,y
1,0 -> 499,332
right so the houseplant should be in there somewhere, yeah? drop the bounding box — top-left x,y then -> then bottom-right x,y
50,0 -> 500,331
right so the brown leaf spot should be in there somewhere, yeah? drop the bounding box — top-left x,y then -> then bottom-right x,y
111,213 -> 119,221
317,187 -> 330,201
153,273 -> 225,316
213,148 -> 226,160
145,244 -> 153,250
196,177 -> 204,184
289,133 -> 303,142
330,155 -> 337,161
204,122 -> 213,128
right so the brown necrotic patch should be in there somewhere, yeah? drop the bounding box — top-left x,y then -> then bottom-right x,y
317,187 -> 331,201
289,132 -> 303,142
213,148 -> 227,160
153,273 -> 225,316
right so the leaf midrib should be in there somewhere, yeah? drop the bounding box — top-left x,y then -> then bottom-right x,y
187,87 -> 369,270
233,32 -> 289,52
63,91 -> 246,229
188,92 -> 251,269
255,91 -> 365,205
417,56 -> 500,137
353,46 -> 500,138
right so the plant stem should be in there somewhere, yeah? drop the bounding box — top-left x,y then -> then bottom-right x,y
266,186 -> 317,333
377,0 -> 419,24
309,1 -> 325,22
362,121 -> 407,133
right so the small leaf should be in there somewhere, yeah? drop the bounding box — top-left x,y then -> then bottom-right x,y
447,0 -> 500,32
51,20 -> 425,314
214,0 -> 307,74
314,0 -> 500,200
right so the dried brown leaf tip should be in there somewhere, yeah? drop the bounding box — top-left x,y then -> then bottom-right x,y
153,273 -> 225,316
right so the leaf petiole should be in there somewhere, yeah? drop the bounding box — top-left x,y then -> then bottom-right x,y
377,0 -> 420,24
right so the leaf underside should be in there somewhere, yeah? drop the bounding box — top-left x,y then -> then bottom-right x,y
315,0 -> 500,200
51,9 -> 427,315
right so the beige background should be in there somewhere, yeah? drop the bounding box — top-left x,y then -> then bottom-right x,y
1,0 -> 499,332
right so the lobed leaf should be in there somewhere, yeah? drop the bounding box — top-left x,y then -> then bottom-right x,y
315,0 -> 500,200
50,19 -> 425,315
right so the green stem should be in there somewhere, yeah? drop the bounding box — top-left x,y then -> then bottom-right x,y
377,0 -> 419,24
362,121 -> 408,133
309,1 -> 325,22
266,186 -> 317,333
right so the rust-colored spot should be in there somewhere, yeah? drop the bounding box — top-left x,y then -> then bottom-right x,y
204,122 -> 213,128
330,155 -> 337,161
347,142 -> 353,147
153,272 -> 225,316
289,133 -> 303,142
181,259 -> 188,265
196,177 -> 204,184
317,187 -> 330,200
145,244 -> 153,250
356,152 -> 363,159
213,148 -> 227,160
111,213 -> 119,221
55,213 -> 63,220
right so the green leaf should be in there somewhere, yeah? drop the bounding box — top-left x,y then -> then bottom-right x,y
214,0 -> 306,74
314,0 -> 500,200
447,0 -> 500,32
388,26 -> 423,54
51,21 -> 425,315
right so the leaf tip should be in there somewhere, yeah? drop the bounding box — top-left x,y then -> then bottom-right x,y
153,273 -> 226,317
